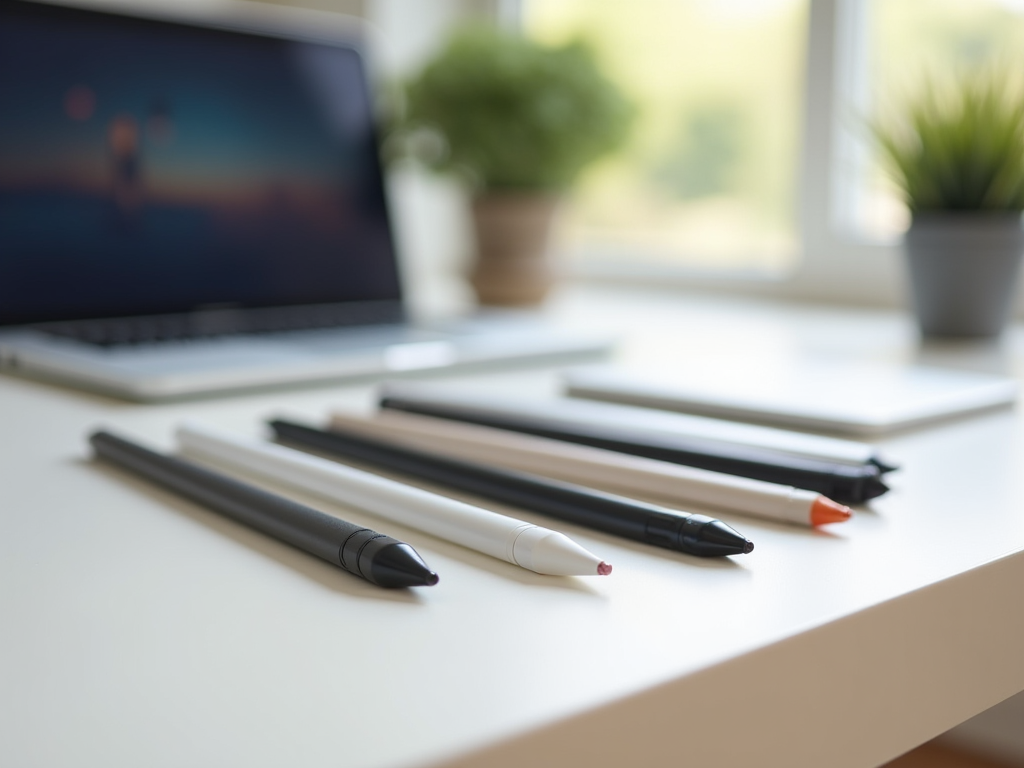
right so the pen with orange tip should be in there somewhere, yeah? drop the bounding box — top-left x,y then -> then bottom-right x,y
329,409 -> 853,527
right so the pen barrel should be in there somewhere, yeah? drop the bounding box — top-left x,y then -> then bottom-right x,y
90,431 -> 383,580
273,422 -> 642,537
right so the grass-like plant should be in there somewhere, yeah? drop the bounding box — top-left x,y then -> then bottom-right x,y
871,70 -> 1024,212
398,26 -> 634,193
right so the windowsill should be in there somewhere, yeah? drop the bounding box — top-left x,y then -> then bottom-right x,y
564,257 -> 795,286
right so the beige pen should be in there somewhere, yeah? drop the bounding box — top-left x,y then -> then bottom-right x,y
329,409 -> 851,527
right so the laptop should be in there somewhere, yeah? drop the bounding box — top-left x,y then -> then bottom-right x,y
0,0 -> 608,400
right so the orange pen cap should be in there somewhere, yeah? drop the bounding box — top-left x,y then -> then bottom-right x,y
810,496 -> 852,526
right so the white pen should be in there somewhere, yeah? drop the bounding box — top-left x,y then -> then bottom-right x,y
328,410 -> 852,527
176,421 -> 611,577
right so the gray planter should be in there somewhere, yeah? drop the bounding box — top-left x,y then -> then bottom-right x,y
904,213 -> 1024,336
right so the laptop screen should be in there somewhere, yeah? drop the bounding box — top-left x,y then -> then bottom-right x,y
0,0 -> 403,327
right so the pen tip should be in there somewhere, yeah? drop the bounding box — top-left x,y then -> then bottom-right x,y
370,543 -> 440,588
597,561 -> 613,576
811,496 -> 853,526
694,519 -> 755,557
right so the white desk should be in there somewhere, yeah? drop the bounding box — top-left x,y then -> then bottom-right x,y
3,286 -> 1024,768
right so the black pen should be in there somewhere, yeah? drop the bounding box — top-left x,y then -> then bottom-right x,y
378,391 -> 889,504
269,419 -> 754,558
89,430 -> 439,589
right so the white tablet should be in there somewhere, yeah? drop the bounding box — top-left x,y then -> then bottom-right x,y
565,363 -> 1020,437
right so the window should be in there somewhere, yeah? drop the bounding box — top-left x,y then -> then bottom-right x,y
524,0 -> 807,275
517,0 -> 1024,310
252,0 -> 1024,309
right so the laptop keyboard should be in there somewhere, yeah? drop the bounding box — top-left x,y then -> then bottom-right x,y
35,305 -> 406,348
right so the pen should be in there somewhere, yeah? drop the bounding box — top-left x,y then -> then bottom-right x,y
329,409 -> 852,527
176,421 -> 610,577
269,419 -> 755,558
378,388 -> 889,504
89,429 -> 439,589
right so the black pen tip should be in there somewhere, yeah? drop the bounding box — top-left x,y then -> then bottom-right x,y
371,543 -> 440,588
689,519 -> 755,557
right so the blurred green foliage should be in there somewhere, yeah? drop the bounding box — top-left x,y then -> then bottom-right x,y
650,102 -> 746,200
872,69 -> 1024,212
400,26 -> 634,192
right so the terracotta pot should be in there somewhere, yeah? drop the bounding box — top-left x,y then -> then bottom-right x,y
904,213 -> 1024,337
469,193 -> 560,306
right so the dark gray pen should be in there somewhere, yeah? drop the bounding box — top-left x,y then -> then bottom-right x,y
269,419 -> 754,558
89,430 -> 438,589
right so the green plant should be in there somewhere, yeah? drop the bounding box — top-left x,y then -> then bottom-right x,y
871,69 -> 1024,212
399,26 -> 634,192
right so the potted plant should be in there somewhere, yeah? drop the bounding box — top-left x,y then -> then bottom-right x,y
872,70 -> 1024,336
398,27 -> 633,306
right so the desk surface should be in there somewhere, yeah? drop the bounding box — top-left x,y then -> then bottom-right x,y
3,286 -> 1024,768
